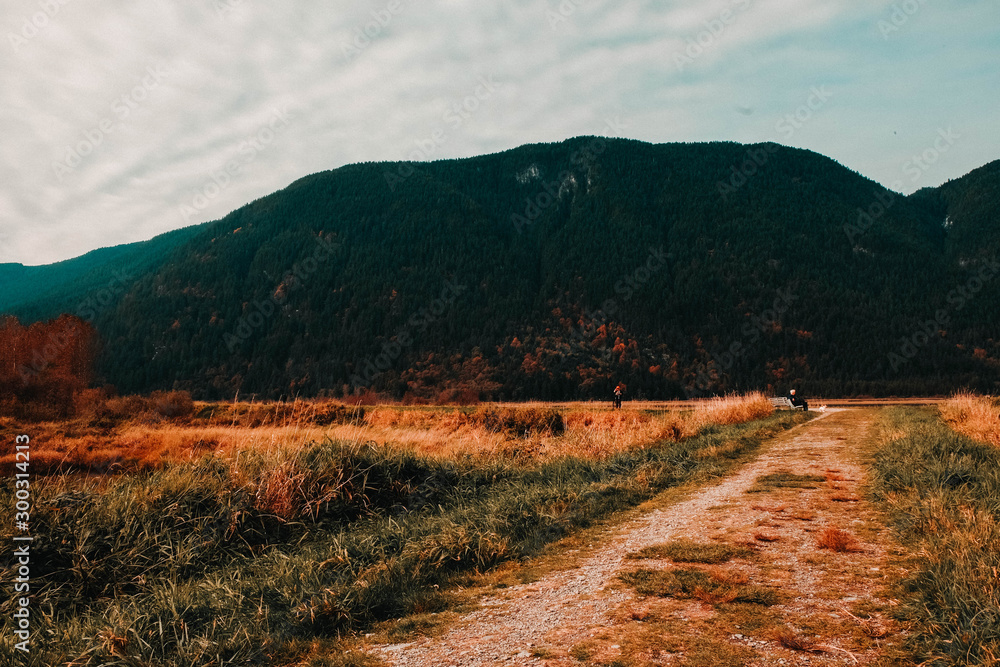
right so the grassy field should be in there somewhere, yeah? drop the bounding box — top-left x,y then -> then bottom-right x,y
1,392 -> 779,474
0,394 -> 808,666
867,394 -> 1000,666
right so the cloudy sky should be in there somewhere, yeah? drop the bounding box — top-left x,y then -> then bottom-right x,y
1,0 -> 997,265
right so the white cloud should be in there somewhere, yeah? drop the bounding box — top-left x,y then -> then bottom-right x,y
0,0 -> 997,264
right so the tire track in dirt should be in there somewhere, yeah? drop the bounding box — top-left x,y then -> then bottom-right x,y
372,409 -> 904,666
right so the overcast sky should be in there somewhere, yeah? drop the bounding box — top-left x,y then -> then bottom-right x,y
1,0 -> 997,265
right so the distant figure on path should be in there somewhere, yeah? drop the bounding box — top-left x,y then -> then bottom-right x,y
614,383 -> 623,409
788,388 -> 808,411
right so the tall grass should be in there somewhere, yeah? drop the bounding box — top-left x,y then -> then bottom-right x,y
0,405 -> 804,666
940,391 -> 1000,447
867,404 -> 1000,665
690,391 -> 774,428
1,395 -> 775,476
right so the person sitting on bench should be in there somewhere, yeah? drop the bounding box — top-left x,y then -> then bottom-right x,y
787,389 -> 808,411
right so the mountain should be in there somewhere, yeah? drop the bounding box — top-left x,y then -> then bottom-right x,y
2,138 -> 998,400
0,225 -> 206,317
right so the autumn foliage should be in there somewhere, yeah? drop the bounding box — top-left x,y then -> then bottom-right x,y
0,315 -> 97,419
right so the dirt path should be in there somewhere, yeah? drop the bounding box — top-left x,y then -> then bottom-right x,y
372,409 -> 905,666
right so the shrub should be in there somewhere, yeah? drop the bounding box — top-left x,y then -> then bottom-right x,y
770,626 -> 822,653
310,402 -> 365,426
151,390 -> 194,418
435,387 -> 481,405
91,394 -> 156,425
466,406 -> 565,436
87,391 -> 195,424
816,528 -> 863,553
195,401 -> 364,427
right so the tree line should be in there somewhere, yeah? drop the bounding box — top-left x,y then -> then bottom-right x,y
3,139 -> 998,402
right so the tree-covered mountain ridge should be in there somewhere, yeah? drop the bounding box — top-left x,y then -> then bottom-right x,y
3,137 -> 998,399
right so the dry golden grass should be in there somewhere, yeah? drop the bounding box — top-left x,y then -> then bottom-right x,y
769,625 -> 824,653
319,394 -> 773,463
254,460 -> 307,520
625,605 -> 652,622
689,392 -> 774,428
816,528 -> 864,553
1,393 -> 778,474
753,531 -> 781,542
0,420 -> 337,475
940,391 -> 1000,447
750,503 -> 786,513
840,607 -> 893,639
364,407 -> 459,430
692,585 -> 740,605
706,566 -> 750,586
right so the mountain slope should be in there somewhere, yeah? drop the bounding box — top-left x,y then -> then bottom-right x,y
0,224 -> 206,317
2,138 -> 998,399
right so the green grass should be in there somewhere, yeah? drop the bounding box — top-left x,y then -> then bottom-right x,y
0,411 -> 806,665
867,406 -> 1000,666
746,471 -> 826,494
619,567 -> 778,606
626,540 -> 753,564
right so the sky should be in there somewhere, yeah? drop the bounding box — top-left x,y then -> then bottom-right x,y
1,0 -> 997,266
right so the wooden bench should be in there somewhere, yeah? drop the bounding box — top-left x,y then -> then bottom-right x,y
769,396 -> 805,411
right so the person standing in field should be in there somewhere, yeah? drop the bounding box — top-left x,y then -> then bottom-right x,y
614,383 -> 623,409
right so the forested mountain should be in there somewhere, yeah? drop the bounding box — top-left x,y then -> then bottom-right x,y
0,225 -> 205,316
2,138 -> 998,400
